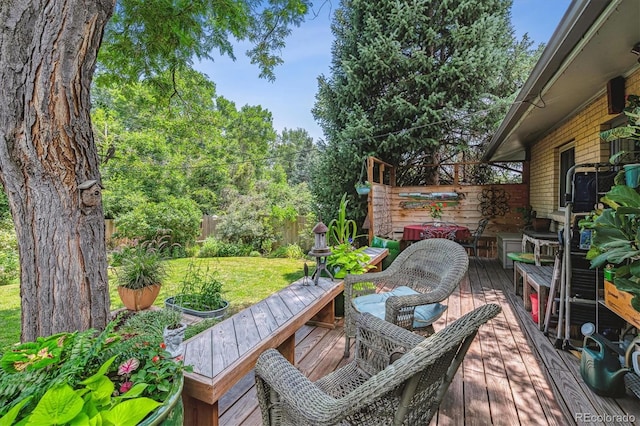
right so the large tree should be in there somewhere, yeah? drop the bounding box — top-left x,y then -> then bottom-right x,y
0,0 -> 307,341
312,0 -> 535,222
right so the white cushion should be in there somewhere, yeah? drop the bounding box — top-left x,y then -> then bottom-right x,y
352,285 -> 447,328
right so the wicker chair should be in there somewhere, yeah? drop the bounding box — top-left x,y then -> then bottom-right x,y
343,238 -> 469,357
255,304 -> 501,425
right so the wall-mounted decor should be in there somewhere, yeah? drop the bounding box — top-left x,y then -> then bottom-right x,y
399,192 -> 464,209
478,187 -> 510,217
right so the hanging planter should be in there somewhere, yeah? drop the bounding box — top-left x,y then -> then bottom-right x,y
354,158 -> 371,195
355,182 -> 371,195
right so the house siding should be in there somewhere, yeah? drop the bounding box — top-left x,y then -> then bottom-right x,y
529,68 -> 640,220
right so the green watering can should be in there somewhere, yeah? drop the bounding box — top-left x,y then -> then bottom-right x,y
579,324 -> 630,397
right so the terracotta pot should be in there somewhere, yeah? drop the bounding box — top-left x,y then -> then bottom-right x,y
117,284 -> 161,311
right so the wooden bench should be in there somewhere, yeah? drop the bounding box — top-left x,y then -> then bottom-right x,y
514,262 -> 556,330
182,247 -> 388,425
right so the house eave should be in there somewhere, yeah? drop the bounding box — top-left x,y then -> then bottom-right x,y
483,0 -> 640,162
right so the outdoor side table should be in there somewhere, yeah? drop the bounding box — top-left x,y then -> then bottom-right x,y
521,230 -> 560,266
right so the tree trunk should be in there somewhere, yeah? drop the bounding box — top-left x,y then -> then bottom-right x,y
0,1 -> 115,341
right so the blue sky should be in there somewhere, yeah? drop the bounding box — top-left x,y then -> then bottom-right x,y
195,0 -> 572,142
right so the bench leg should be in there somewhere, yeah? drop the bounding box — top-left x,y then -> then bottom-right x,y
183,393 -> 218,426
523,277 -> 532,311
538,287 -> 548,331
306,300 -> 336,329
278,334 -> 296,364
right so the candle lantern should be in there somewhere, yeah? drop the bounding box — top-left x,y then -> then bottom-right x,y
308,221 -> 333,285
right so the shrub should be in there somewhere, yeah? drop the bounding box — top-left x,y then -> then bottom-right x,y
0,219 -> 18,286
115,197 -> 201,249
198,237 -> 221,258
270,244 -> 305,259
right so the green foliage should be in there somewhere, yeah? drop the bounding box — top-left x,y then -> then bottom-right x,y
270,244 -> 305,259
121,309 -> 183,337
327,193 -> 362,245
115,197 -> 201,249
173,261 -> 226,311
582,185 -> 640,310
98,0 -> 309,83
0,218 -> 18,286
216,192 -> 274,252
326,243 -> 373,279
311,0 -> 537,220
197,237 -> 253,257
6,359 -> 161,426
116,239 -> 169,289
0,322 -> 121,420
184,319 -> 220,340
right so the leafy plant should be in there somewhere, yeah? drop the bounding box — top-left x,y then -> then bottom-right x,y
172,261 -> 226,311
114,197 -> 202,250
327,193 -> 362,245
116,237 -> 169,290
581,185 -> 640,311
120,309 -> 183,337
326,243 -> 374,279
0,315 -> 190,424
516,205 -> 536,227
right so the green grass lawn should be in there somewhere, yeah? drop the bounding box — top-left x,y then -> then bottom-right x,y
2,256 -> 307,349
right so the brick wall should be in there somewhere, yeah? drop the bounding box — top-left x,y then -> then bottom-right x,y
529,69 -> 640,219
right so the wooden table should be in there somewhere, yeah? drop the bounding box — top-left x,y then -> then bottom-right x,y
402,223 -> 471,241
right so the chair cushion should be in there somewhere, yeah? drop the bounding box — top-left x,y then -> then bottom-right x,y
352,286 -> 447,329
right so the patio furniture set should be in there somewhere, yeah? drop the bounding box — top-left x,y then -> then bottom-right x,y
182,238 -> 499,425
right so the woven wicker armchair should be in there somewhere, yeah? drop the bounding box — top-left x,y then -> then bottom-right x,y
255,303 -> 501,425
343,238 -> 469,357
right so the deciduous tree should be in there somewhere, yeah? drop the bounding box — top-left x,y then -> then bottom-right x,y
0,0 -> 308,341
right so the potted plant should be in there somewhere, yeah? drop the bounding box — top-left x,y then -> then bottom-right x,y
354,181 -> 371,195
325,193 -> 372,314
165,261 -> 229,319
115,238 -> 169,311
581,185 -> 640,319
326,242 -> 374,279
0,312 -> 191,425
601,95 -> 640,187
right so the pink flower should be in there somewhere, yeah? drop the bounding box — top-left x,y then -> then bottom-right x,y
118,358 -> 140,375
120,381 -> 133,393
152,355 -> 160,363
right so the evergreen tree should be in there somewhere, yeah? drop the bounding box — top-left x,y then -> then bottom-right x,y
312,0 -> 536,223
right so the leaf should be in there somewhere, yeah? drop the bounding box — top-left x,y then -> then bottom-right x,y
0,397 -> 32,426
613,277 -> 640,293
631,295 -> 640,313
81,355 -> 117,385
26,384 -> 84,425
102,398 -> 161,426
605,185 -> 640,208
85,376 -> 115,403
116,383 -> 148,399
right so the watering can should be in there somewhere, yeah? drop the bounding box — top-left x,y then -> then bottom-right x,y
579,323 -> 629,397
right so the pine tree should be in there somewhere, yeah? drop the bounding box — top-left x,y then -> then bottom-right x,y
312,0 -> 537,222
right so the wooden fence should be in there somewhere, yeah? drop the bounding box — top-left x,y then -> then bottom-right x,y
105,215 -> 311,250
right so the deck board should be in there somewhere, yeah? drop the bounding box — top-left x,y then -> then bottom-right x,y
213,258 -> 638,426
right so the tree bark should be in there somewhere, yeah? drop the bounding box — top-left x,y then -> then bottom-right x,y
0,1 -> 115,341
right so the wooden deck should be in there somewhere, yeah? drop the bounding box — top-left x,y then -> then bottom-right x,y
207,258 -> 638,426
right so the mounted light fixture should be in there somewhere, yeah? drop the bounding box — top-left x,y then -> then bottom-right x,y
632,42 -> 640,62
